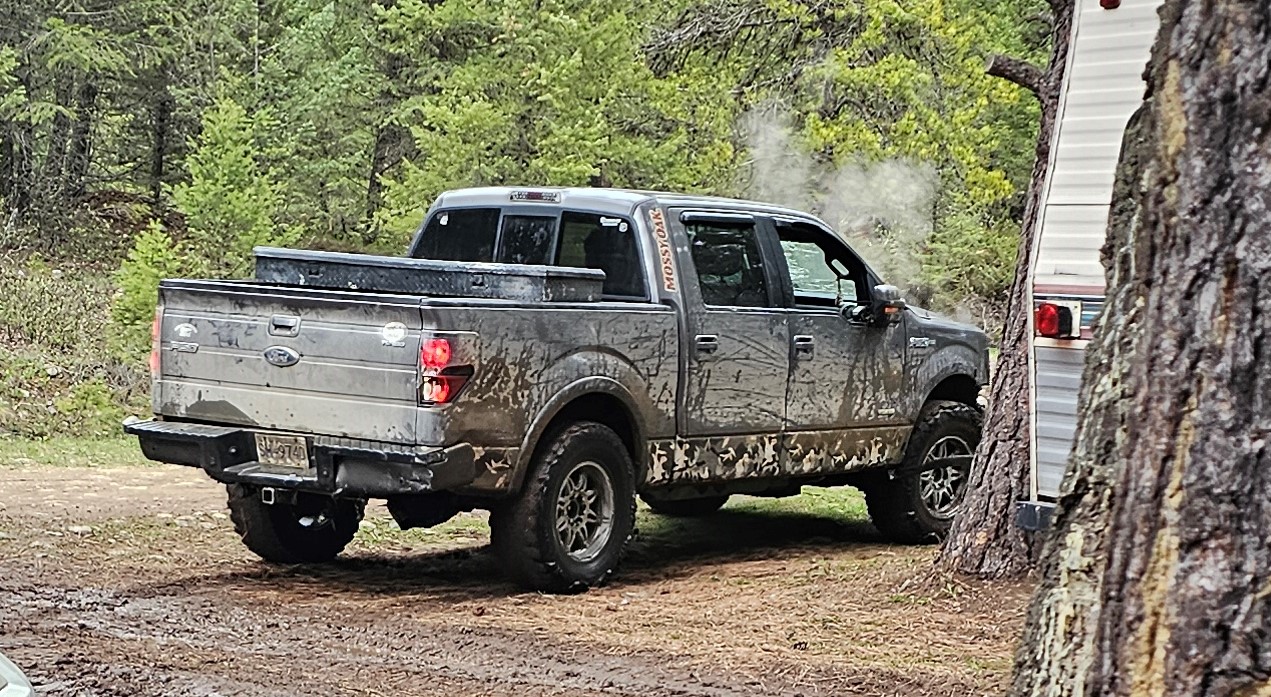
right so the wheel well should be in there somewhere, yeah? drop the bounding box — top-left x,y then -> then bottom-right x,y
533,393 -> 640,464
926,374 -> 981,407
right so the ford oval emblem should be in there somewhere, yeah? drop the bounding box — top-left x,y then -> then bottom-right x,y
263,346 -> 301,368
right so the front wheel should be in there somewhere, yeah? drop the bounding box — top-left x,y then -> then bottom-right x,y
227,484 -> 364,563
864,400 -> 982,544
489,422 -> 636,593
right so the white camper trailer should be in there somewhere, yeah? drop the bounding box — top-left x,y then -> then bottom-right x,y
1018,0 -> 1161,528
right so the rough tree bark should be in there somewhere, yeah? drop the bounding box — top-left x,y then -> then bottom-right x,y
65,81 -> 98,199
936,0 -> 1074,578
1012,2 -> 1271,694
149,81 -> 174,206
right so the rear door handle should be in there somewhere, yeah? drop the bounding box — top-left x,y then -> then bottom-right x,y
793,334 -> 815,359
695,334 -> 720,355
269,314 -> 301,337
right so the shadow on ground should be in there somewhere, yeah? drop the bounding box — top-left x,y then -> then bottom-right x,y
147,506 -> 890,601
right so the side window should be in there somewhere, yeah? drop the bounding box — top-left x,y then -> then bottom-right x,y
777,223 -> 865,306
780,240 -> 852,300
555,211 -> 645,298
411,208 -> 500,261
497,215 -> 556,265
685,221 -> 772,308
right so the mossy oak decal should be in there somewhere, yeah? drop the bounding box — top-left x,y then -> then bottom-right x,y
466,447 -> 519,492
648,208 -> 677,293
645,428 -> 909,486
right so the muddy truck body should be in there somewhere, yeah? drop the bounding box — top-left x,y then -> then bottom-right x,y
127,187 -> 989,592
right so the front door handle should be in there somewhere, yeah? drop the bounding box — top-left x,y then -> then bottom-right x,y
695,334 -> 720,355
793,334 -> 815,359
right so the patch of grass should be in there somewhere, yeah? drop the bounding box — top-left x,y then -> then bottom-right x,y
0,437 -> 152,469
728,486 -> 870,520
0,255 -> 149,438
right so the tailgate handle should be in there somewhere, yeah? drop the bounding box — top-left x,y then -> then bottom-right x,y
269,314 -> 301,337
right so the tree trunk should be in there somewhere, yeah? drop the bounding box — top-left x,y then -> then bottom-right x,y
9,70 -> 36,224
936,0 -> 1075,579
40,75 -> 75,203
1011,2 -> 1271,693
150,83 -> 173,206
365,43 -> 414,238
64,81 -> 98,199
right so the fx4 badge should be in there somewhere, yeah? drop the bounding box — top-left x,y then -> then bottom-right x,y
263,346 -> 301,367
909,337 -> 935,349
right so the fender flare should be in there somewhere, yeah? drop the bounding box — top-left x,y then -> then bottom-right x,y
509,376 -> 648,493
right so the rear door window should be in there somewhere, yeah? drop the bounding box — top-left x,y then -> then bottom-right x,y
684,221 -> 772,308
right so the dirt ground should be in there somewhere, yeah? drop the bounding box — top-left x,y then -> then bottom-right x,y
0,462 -> 1033,697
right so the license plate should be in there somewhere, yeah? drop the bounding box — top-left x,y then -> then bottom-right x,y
254,434 -> 310,470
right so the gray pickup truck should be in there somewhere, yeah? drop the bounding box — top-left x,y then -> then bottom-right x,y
126,186 -> 989,592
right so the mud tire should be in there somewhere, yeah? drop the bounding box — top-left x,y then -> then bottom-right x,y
489,422 -> 637,593
641,494 -> 729,517
864,400 -> 982,544
227,484 -> 364,563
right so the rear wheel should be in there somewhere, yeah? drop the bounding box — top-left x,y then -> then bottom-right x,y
864,400 -> 981,544
641,494 -> 729,517
227,484 -> 364,563
489,422 -> 636,593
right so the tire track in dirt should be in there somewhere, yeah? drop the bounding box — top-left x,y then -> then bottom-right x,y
1,575 -> 979,697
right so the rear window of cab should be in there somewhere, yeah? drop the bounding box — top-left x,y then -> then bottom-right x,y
410,207 -> 646,299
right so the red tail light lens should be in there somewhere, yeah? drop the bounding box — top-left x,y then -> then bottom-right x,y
1035,302 -> 1077,339
419,337 -> 471,405
421,338 -> 452,372
149,308 -> 162,376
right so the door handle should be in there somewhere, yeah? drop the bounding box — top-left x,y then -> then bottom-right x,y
695,334 -> 720,355
269,314 -> 301,337
793,334 -> 815,359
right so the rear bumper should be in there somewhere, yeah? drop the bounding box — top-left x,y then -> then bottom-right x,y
124,419 -> 478,497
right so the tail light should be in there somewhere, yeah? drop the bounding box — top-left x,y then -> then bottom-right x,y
1035,302 -> 1077,339
419,337 -> 472,405
148,308 -> 163,377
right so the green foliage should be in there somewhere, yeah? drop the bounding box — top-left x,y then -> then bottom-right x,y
173,94 -> 297,275
0,47 -> 24,117
111,220 -> 184,358
377,0 -> 740,238
0,257 -> 147,438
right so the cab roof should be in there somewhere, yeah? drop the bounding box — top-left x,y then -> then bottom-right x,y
431,186 -> 834,230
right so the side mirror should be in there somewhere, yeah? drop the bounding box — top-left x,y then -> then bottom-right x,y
871,284 -> 907,326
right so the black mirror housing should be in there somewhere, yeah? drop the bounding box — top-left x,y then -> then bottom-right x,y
871,284 -> 907,326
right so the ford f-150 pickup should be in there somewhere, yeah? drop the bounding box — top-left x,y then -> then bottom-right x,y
126,186 -> 990,592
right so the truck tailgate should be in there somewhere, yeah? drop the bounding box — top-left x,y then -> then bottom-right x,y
155,280 -> 424,444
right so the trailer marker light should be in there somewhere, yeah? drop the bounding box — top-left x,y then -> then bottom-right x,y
1035,302 -> 1076,339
